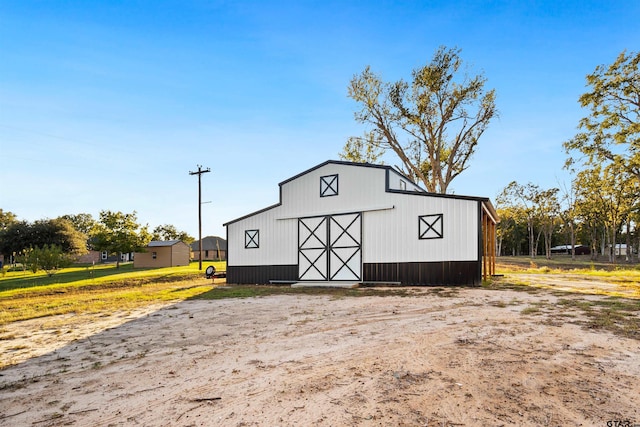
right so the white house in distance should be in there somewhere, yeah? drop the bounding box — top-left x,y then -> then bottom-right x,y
224,160 -> 498,286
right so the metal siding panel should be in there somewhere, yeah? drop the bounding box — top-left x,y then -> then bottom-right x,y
363,261 -> 479,285
362,263 -> 374,281
279,164 -> 388,219
365,262 -> 399,282
227,265 -> 298,284
363,196 -> 478,264
226,206 -> 297,267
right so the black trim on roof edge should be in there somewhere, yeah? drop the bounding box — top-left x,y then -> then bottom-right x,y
223,202 -> 281,227
223,160 -> 498,226
279,160 -> 391,187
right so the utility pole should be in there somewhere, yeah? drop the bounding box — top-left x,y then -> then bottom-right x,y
189,165 -> 210,271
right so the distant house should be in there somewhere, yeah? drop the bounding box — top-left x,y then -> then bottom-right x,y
134,240 -> 190,268
102,251 -> 134,263
74,250 -> 134,264
550,245 -> 590,255
190,236 -> 227,261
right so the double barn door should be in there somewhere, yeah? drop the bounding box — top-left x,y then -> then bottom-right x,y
298,213 -> 362,281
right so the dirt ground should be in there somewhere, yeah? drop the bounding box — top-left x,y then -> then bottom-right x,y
1,282 -> 639,427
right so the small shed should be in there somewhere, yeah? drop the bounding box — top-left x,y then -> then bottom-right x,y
134,240 -> 190,268
224,160 -> 498,286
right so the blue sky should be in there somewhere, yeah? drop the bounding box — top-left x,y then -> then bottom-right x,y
1,0 -> 638,239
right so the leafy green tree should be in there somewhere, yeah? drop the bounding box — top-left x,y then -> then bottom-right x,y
59,213 -> 98,252
564,50 -> 640,180
30,218 -> 87,255
574,163 -> 639,262
0,209 -> 18,230
573,170 -> 607,260
0,218 -> 86,259
59,213 -> 96,235
558,179 -> 580,260
498,182 -> 541,257
15,248 -> 33,273
498,182 -> 561,259
627,203 -> 640,262
151,224 -> 194,244
0,210 -> 20,264
92,211 -> 151,268
344,46 -> 497,193
496,206 -> 527,256
0,220 -> 29,259
22,245 -> 73,276
339,131 -> 385,164
535,188 -> 561,260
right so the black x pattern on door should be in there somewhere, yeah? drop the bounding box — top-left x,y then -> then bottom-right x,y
329,213 -> 361,281
298,213 -> 361,281
298,216 -> 328,280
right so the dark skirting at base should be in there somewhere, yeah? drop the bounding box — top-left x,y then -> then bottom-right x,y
226,265 -> 298,285
227,260 -> 480,286
362,261 -> 480,286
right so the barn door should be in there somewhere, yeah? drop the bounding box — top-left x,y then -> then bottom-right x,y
298,213 -> 361,281
298,216 -> 328,280
329,213 -> 361,281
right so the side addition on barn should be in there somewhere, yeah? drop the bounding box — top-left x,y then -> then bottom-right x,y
224,161 -> 498,286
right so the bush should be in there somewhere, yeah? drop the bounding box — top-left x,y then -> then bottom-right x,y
16,245 -> 73,277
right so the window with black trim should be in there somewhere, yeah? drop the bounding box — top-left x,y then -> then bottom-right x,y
320,174 -> 338,197
152,251 -> 157,259
419,214 -> 443,239
245,229 -> 259,248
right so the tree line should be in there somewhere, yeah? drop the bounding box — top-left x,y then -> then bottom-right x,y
498,51 -> 639,262
497,169 -> 639,262
0,210 -> 194,274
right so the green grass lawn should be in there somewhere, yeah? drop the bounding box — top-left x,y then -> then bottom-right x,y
0,261 -> 226,293
0,261 -> 225,325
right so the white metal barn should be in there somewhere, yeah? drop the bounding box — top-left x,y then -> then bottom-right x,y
224,161 -> 498,286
